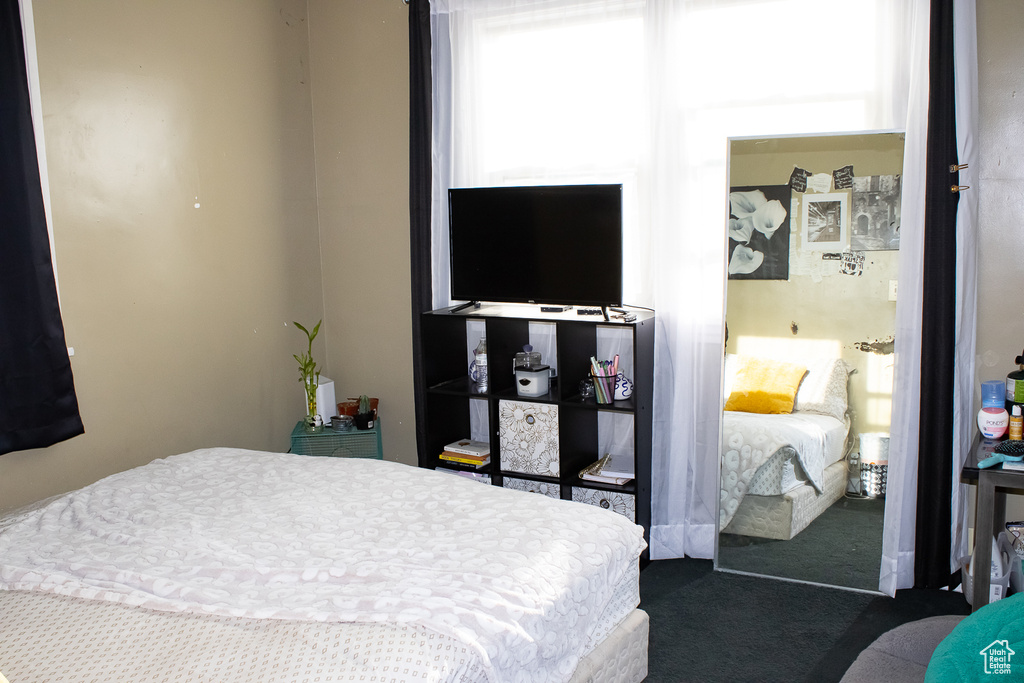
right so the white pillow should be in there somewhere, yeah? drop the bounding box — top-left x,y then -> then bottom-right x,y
794,358 -> 850,422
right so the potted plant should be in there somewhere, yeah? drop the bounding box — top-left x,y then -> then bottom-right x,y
354,394 -> 375,430
293,319 -> 322,432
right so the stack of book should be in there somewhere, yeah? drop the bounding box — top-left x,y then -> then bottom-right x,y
439,439 -> 491,469
579,452 -> 634,485
435,466 -> 492,484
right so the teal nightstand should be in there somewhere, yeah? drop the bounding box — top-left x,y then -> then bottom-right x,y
290,419 -> 383,459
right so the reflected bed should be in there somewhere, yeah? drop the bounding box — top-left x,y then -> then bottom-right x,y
720,355 -> 852,540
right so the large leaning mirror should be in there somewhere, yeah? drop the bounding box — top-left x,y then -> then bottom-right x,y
716,131 -> 904,593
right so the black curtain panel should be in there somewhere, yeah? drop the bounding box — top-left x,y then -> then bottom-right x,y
915,0 -> 960,589
409,0 -> 433,465
0,0 -> 84,455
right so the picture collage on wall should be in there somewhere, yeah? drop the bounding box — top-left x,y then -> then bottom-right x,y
728,165 -> 901,281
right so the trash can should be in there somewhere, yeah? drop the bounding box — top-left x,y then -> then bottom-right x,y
859,433 -> 889,497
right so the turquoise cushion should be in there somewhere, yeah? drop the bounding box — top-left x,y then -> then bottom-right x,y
926,593 -> 1024,681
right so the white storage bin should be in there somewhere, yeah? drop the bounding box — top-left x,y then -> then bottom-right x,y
960,532 -> 1022,606
503,476 -> 560,498
498,400 -> 559,476
572,487 -> 635,523
960,555 -> 1009,606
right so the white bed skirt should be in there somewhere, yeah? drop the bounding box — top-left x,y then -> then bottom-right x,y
0,588 -> 648,683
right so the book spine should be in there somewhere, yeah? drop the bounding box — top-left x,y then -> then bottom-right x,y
439,453 -> 490,466
444,445 -> 491,457
580,472 -> 632,485
598,470 -> 635,479
440,450 -> 488,462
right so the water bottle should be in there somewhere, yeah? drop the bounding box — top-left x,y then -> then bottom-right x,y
475,337 -> 488,391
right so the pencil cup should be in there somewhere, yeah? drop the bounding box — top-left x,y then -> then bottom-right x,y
591,371 -> 616,404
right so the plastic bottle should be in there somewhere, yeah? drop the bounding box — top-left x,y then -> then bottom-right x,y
1011,405 -> 1023,441
1007,351 -> 1024,412
971,537 -> 1006,578
979,379 -> 1009,439
969,536 -> 1008,603
474,337 -> 488,391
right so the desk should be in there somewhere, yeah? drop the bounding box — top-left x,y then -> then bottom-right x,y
962,433 -> 1024,610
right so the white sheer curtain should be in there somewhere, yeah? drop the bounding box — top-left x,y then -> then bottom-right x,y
430,0 -> 938,581
951,0 -> 979,580
431,0 -> 649,311
880,0 -> 930,596
879,1 -> 979,595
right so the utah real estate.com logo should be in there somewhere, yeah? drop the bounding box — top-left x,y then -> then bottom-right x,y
980,639 -> 1015,675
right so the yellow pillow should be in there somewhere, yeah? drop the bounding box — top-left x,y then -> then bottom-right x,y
725,356 -> 808,414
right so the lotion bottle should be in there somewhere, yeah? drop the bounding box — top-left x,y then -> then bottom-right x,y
979,379 -> 1009,439
1011,405 -> 1023,441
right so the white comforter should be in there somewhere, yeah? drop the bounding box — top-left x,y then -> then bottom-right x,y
0,449 -> 646,683
719,411 -> 844,530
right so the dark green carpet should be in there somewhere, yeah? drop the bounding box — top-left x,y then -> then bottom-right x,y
639,558 -> 970,682
718,495 -> 885,591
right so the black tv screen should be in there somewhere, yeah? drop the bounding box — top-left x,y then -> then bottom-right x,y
448,184 -> 623,307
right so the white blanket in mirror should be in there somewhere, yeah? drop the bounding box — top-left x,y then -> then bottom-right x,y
720,411 -> 847,530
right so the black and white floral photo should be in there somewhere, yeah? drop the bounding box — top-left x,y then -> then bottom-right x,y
727,185 -> 791,280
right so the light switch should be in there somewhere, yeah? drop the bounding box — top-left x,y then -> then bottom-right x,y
888,280 -> 898,302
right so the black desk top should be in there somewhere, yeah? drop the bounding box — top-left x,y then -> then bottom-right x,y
962,432 -> 1024,487
961,432 -> 1005,480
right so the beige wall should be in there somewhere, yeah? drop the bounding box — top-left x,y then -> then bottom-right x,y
978,0 -> 1024,520
0,0 -> 414,514
307,0 -> 416,467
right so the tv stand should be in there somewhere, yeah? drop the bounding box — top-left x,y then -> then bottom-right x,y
416,303 -> 654,562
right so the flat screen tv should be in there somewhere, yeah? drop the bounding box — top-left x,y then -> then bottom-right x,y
448,184 -> 623,307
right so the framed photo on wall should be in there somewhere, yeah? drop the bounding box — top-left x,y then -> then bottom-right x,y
801,192 -> 848,251
727,184 -> 791,280
851,175 -> 901,250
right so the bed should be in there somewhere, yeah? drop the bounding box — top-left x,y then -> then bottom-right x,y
0,448 -> 648,683
719,354 -> 851,540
